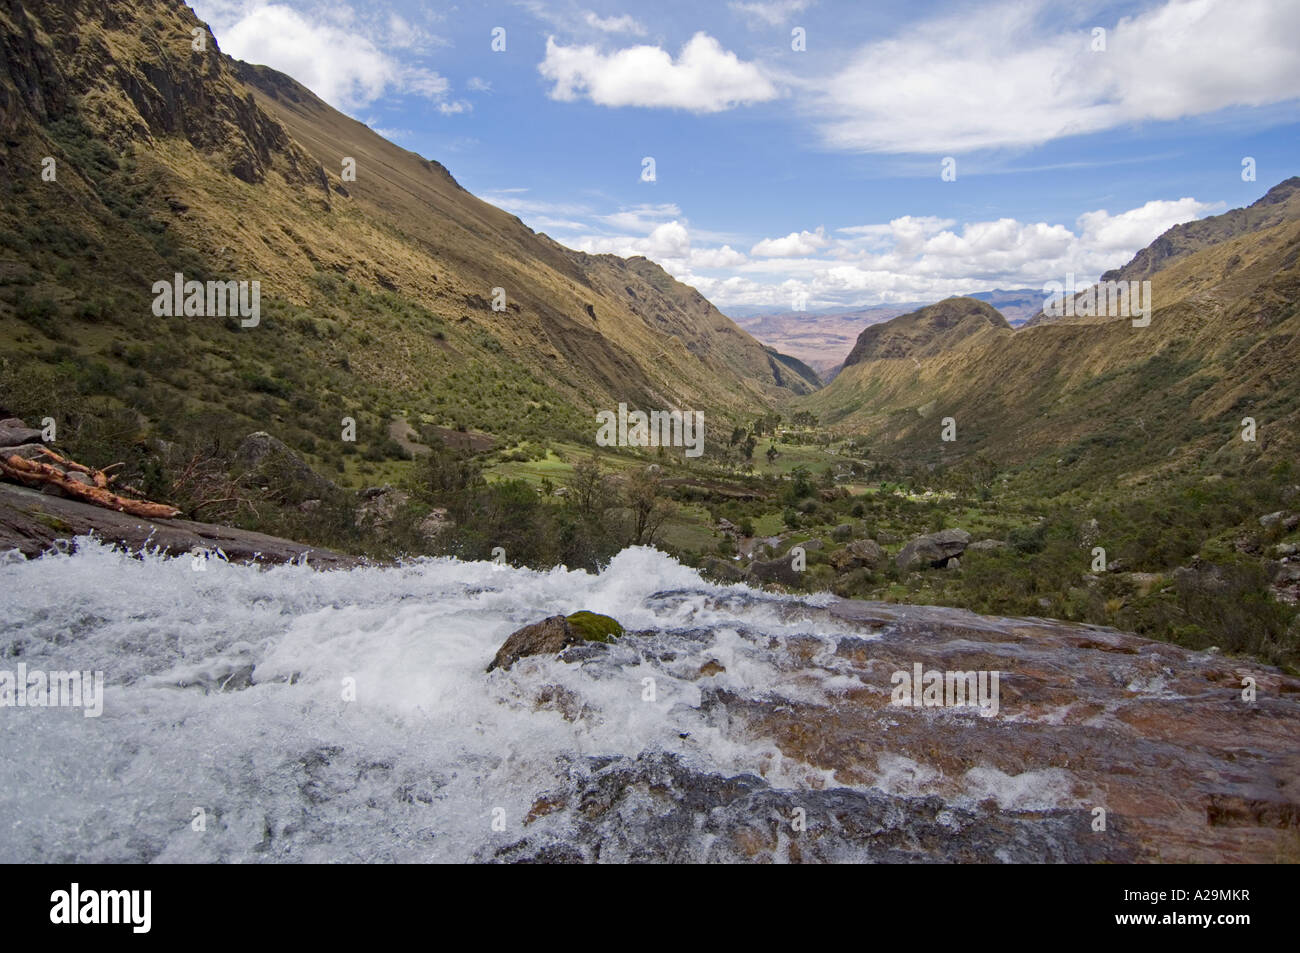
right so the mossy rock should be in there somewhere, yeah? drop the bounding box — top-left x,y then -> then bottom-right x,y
565,611 -> 624,643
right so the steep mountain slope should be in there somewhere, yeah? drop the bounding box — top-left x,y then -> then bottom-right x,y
841,296 -> 1010,364
0,0 -> 803,472
1025,178 -> 1300,327
803,183 -> 1300,480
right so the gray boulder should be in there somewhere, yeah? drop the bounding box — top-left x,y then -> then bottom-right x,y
0,418 -> 43,447
830,538 -> 887,572
896,529 -> 971,570
745,555 -> 803,587
235,431 -> 337,500
356,486 -> 410,528
701,556 -> 745,582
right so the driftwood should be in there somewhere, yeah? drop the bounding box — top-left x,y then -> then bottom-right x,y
0,452 -> 182,519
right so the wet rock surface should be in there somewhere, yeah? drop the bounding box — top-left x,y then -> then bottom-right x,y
488,752 -> 1121,863
0,482 -> 356,568
514,588 -> 1300,862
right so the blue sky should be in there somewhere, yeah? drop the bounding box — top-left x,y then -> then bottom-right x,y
192,0 -> 1300,311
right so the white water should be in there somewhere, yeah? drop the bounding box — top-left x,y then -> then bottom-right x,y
0,541 -> 1081,862
0,542 -> 867,861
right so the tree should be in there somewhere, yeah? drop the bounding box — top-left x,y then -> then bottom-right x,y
565,455 -> 615,522
624,466 -> 675,546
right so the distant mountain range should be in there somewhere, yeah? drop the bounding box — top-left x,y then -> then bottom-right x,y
731,289 -> 1043,379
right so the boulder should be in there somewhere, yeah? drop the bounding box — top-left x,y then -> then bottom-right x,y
830,538 -> 887,572
1259,511 -> 1297,530
0,418 -> 43,447
745,555 -> 803,587
418,507 -> 453,541
487,611 -> 624,672
896,529 -> 971,570
700,556 -> 745,582
968,539 -> 1008,552
235,431 -> 337,500
356,486 -> 410,528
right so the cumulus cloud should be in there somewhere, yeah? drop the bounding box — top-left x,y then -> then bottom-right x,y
539,32 -> 777,112
750,227 -> 831,257
1076,197 -> 1210,253
478,183 -> 1215,312
590,198 -> 1215,310
813,0 -> 1300,153
201,1 -> 455,112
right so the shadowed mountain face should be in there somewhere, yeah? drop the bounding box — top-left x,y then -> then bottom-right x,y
0,0 -> 810,459
804,183 -> 1300,477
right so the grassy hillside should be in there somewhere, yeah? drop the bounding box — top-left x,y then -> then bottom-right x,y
0,0 -> 805,489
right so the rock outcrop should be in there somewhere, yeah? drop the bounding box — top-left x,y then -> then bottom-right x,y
830,538 -> 887,572
0,482 -> 354,568
896,529 -> 971,570
235,432 -> 338,501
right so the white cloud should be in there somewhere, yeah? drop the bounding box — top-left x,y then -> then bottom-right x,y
477,183 -> 1214,311
730,0 -> 812,27
466,76 -> 493,92
598,203 -> 683,231
583,11 -> 647,35
539,32 -> 778,112
812,0 -> 1300,153
1076,197 -> 1210,253
611,199 -> 1214,309
690,244 -> 748,268
751,227 -> 830,257
201,2 -> 455,112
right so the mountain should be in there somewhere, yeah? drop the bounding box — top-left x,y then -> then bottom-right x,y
1024,177 -> 1300,327
803,180 -> 1300,479
734,289 -> 1041,379
841,296 -> 1010,365
0,0 -> 807,473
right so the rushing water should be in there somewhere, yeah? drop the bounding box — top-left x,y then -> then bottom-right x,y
1,541 -> 1109,862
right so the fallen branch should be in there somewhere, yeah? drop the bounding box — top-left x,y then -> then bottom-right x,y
1,454 -> 182,519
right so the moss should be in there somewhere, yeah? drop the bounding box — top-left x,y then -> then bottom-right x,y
33,511 -> 73,533
566,610 -> 624,643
